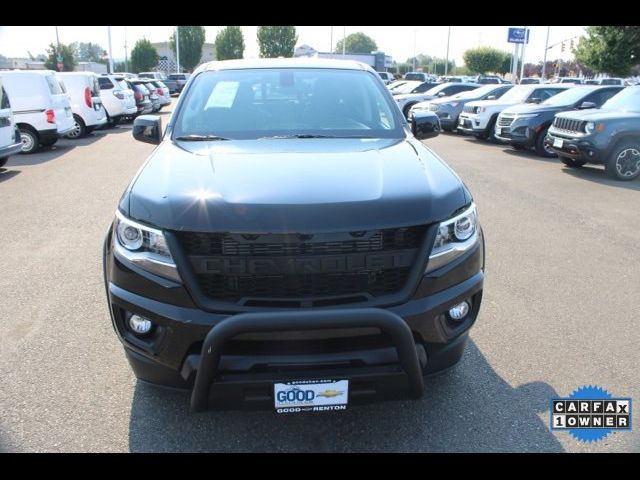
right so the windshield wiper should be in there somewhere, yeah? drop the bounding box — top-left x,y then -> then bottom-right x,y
175,134 -> 230,141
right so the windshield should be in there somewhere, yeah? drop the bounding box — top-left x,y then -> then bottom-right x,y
173,68 -> 402,140
450,84 -> 502,100
393,81 -> 421,94
601,87 -> 640,112
497,85 -> 536,103
424,83 -> 455,96
541,87 -> 590,106
405,73 -> 424,81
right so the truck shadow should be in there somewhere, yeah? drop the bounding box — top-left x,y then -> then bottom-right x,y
128,340 -> 564,452
0,168 -> 21,183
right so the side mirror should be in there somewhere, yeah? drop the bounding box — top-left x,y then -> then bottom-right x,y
437,91 -> 447,97
579,101 -> 597,110
132,115 -> 162,145
527,97 -> 541,104
411,110 -> 440,140
486,95 -> 496,100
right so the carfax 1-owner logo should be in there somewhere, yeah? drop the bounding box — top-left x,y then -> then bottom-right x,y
551,385 -> 632,443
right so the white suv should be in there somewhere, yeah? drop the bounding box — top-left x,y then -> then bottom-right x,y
457,84 -> 570,140
98,75 -> 137,124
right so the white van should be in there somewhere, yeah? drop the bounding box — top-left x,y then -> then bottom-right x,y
0,83 -> 22,168
56,72 -> 107,138
0,70 -> 75,153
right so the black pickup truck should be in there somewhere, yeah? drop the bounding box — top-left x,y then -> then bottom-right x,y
545,86 -> 640,180
103,59 -> 484,413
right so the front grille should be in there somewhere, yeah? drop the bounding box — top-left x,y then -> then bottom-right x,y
463,105 -> 477,114
498,115 -> 514,127
175,226 -> 427,304
553,116 -> 585,134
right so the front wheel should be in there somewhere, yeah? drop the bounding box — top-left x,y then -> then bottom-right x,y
19,127 -> 39,154
65,114 -> 87,139
605,142 -> 640,181
534,127 -> 556,158
560,157 -> 587,168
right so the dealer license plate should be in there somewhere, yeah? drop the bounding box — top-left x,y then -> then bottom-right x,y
274,379 -> 349,413
553,137 -> 563,148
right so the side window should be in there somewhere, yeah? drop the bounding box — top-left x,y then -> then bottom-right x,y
45,75 -> 63,94
585,88 -> 620,106
98,77 -> 114,90
533,88 -> 556,102
0,86 -> 10,109
414,83 -> 431,93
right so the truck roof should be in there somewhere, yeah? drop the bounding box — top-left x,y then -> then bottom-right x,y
197,58 -> 373,74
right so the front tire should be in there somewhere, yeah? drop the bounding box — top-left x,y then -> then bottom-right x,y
65,114 -> 87,139
560,157 -> 587,168
605,141 -> 640,181
19,126 -> 39,154
534,127 -> 556,158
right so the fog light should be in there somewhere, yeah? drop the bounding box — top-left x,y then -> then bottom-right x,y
449,301 -> 470,321
129,314 -> 153,335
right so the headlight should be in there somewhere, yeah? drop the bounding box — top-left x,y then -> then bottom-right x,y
426,203 -> 479,273
584,121 -> 595,134
112,210 -> 181,282
514,113 -> 539,119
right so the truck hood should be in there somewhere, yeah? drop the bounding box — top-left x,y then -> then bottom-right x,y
466,98 -> 519,110
554,108 -> 640,121
125,138 -> 466,233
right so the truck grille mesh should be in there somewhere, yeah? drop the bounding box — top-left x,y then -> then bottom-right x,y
175,226 -> 427,304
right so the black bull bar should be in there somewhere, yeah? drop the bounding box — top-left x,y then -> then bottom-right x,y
190,308 -> 426,412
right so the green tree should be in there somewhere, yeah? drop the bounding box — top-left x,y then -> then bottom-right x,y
72,42 -> 105,62
463,47 -> 506,74
497,52 -> 512,75
215,26 -> 245,60
257,26 -> 297,58
335,32 -> 377,54
130,39 -> 159,73
169,26 -> 206,72
575,26 -> 640,76
44,43 -> 76,71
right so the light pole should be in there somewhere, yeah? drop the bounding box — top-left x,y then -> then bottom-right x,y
54,26 -> 62,71
175,26 -> 181,73
444,26 -> 451,76
541,26 -> 550,81
342,26 -> 346,56
519,26 -> 529,82
330,26 -> 333,57
412,30 -> 416,71
124,26 -> 129,73
107,26 -> 114,74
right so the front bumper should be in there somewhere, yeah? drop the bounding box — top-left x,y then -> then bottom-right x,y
104,227 -> 485,411
544,130 -> 605,163
494,119 -> 538,146
0,140 -> 23,159
457,113 -> 487,134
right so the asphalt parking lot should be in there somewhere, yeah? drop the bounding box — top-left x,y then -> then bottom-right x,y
0,105 -> 638,452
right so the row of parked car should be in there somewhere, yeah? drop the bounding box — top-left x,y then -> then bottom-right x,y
0,69 -> 185,164
396,78 -> 640,181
